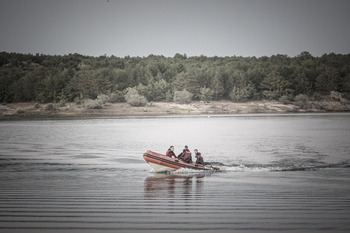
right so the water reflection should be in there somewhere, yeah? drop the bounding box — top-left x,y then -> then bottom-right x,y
144,173 -> 207,199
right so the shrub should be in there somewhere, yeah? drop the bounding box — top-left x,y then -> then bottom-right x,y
262,90 -> 277,100
294,94 -> 310,109
97,94 -> 109,104
74,96 -> 82,105
16,108 -> 25,114
45,103 -> 56,111
229,86 -> 251,102
165,90 -> 173,102
108,91 -> 125,103
34,103 -> 40,109
200,87 -> 214,102
125,88 -> 148,106
83,99 -> 103,109
279,95 -> 290,104
57,99 -> 66,107
173,90 -> 193,104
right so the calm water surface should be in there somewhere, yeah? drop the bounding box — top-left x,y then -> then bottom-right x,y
0,113 -> 349,232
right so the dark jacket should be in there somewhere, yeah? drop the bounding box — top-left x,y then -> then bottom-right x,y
166,149 -> 176,158
183,149 -> 192,163
195,152 -> 204,164
178,149 -> 186,160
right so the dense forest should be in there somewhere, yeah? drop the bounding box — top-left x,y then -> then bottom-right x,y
1,51 -> 350,104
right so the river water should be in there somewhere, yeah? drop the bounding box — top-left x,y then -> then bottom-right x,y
0,113 -> 349,232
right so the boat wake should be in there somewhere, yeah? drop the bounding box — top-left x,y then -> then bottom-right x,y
147,161 -> 350,173
216,160 -> 350,172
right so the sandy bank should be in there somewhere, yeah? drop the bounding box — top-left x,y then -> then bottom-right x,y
1,100 -> 350,119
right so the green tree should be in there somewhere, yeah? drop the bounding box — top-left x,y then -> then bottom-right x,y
65,69 -> 111,100
229,85 -> 252,102
13,66 -> 44,102
199,87 -> 214,102
0,65 -> 25,102
260,72 -> 285,100
211,71 -> 225,99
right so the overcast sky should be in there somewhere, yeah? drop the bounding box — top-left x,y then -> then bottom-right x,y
1,0 -> 349,57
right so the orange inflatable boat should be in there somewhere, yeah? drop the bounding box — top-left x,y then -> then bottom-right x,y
143,150 -> 220,172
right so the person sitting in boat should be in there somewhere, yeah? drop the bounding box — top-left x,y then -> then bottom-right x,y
194,149 -> 204,164
165,146 -> 177,158
182,145 -> 192,163
177,145 -> 188,160
177,149 -> 185,160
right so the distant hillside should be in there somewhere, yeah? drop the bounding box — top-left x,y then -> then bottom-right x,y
1,52 -> 350,104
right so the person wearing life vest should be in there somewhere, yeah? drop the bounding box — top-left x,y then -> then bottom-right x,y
177,149 -> 186,160
166,146 -> 176,158
194,149 -> 204,164
182,145 -> 192,163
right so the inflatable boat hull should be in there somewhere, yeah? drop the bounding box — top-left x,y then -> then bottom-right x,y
143,150 -> 220,172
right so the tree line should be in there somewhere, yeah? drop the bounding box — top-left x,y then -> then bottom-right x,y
1,51 -> 350,104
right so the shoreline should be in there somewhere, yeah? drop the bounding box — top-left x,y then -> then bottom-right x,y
1,100 -> 350,119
